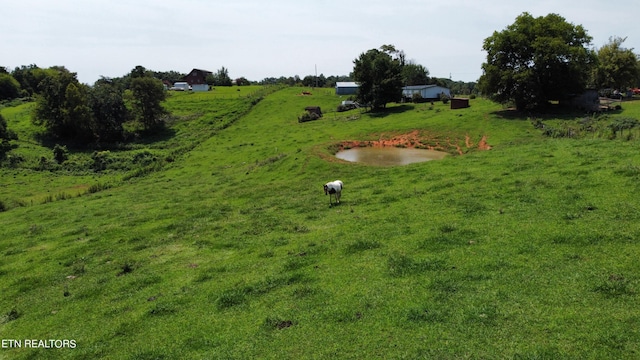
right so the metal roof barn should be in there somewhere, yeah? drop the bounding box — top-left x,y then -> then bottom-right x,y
335,82 -> 359,95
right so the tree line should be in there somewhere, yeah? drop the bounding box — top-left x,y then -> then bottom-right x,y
0,65 -> 168,147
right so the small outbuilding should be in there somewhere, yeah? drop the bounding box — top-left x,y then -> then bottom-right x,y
335,82 -> 359,95
402,85 -> 451,101
450,98 -> 470,109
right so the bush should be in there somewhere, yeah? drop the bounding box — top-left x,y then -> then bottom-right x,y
0,139 -> 11,161
6,153 -> 23,168
91,151 -> 111,172
298,111 -> 321,123
608,117 -> 639,139
53,144 -> 69,164
132,150 -> 158,166
38,156 -> 56,171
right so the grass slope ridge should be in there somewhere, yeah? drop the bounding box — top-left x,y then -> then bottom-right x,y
1,87 -> 640,359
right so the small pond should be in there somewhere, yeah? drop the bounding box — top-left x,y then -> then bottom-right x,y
335,147 -> 449,166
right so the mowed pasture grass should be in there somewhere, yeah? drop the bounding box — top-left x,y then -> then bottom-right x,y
2,88 -> 640,358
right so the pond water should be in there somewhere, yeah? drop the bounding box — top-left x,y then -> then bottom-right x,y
335,147 -> 449,166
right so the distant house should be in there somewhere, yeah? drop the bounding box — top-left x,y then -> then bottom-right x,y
335,82 -> 359,95
182,69 -> 213,92
402,85 -> 451,100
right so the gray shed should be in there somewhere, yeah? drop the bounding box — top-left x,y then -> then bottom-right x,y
335,82 -> 359,95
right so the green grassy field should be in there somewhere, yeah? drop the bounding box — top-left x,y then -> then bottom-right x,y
2,87 -> 640,359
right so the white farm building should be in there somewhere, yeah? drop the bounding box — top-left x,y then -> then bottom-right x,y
402,85 -> 451,100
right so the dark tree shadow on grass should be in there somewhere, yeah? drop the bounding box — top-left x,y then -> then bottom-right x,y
367,105 -> 413,118
492,103 -> 623,122
32,124 -> 177,152
126,126 -> 177,147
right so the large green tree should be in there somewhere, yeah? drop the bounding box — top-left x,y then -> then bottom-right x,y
89,79 -> 128,142
130,77 -> 167,131
211,66 -> 232,86
0,73 -> 21,100
352,45 -> 404,110
130,65 -> 153,79
33,67 -> 95,141
11,65 -> 54,96
594,36 -> 640,90
402,61 -> 430,86
62,82 -> 95,143
478,12 -> 596,111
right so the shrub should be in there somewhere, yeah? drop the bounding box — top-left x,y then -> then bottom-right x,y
53,144 -> 69,164
608,117 -> 639,139
91,151 -> 111,172
38,156 -> 55,171
6,154 -> 24,168
0,141 -> 10,162
132,150 -> 158,166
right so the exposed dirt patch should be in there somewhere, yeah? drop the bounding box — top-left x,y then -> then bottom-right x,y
336,130 -> 491,156
466,134 -> 492,151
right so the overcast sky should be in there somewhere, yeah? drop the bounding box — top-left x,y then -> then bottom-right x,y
2,0 -> 638,84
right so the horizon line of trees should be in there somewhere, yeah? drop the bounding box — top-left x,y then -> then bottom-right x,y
1,62 -> 480,104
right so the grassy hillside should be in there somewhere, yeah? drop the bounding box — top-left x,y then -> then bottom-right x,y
2,87 -> 640,359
